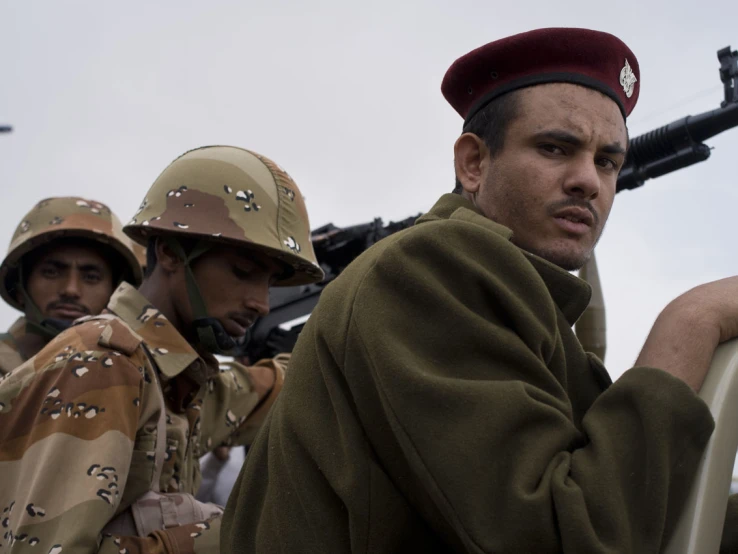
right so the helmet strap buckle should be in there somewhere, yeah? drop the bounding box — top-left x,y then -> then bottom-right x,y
193,318 -> 251,357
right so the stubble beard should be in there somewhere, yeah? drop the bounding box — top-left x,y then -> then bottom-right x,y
471,179 -> 609,271
517,221 -> 607,271
528,244 -> 592,271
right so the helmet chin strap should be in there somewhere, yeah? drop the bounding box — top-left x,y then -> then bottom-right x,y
163,237 -> 251,357
18,265 -> 72,341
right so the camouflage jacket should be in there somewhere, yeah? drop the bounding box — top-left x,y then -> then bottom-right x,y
0,318 -> 27,377
0,282 -> 284,553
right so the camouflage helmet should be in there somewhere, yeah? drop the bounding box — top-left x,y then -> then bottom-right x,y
0,197 -> 144,311
124,146 -> 324,286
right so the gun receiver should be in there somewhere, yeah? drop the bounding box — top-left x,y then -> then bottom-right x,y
617,46 -> 738,192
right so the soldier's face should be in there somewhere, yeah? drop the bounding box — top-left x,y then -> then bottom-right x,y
23,241 -> 116,321
466,83 -> 627,270
187,245 -> 284,339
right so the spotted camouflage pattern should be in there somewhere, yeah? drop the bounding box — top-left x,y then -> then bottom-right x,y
0,282 -> 284,553
0,197 -> 144,311
0,318 -> 25,377
124,146 -> 324,286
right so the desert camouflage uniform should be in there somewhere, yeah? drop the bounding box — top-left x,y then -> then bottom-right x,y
0,319 -> 26,376
0,281 -> 283,553
0,147 -> 322,554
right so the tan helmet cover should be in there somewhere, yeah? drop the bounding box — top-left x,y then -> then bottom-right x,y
0,196 -> 144,311
124,146 -> 324,286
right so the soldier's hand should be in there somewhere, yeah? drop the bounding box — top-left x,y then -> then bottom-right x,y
636,276 -> 738,392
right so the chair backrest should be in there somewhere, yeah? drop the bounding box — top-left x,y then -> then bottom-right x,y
664,338 -> 738,554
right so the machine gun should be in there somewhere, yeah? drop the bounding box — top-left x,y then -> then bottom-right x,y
245,45 -> 738,363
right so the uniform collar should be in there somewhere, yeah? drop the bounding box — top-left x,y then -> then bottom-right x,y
522,254 -> 591,325
3,316 -> 27,343
422,193 -> 592,326
105,282 -> 202,380
0,317 -> 27,373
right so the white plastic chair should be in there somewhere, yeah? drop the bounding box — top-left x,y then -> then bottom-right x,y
664,339 -> 738,553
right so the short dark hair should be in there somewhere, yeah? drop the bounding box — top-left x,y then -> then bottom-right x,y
453,90 -> 520,193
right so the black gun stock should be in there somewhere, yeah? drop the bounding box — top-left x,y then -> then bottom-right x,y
245,45 -> 738,362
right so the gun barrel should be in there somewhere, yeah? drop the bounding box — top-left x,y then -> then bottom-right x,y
626,117 -> 692,168
0,125 -> 12,133
617,144 -> 711,192
686,102 -> 738,143
617,102 -> 738,192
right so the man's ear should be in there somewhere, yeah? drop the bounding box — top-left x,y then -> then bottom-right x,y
153,238 -> 184,274
454,133 -> 490,195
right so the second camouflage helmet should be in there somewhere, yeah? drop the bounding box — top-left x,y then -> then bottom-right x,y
0,196 -> 144,311
124,146 -> 324,286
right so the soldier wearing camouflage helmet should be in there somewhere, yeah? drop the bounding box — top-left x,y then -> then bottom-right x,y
0,146 -> 323,554
126,145 -> 322,355
0,196 -> 143,375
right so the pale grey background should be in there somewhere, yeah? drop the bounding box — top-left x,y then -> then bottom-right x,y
2,0 -> 737,461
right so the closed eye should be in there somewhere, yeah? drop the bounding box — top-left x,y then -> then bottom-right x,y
232,265 -> 254,280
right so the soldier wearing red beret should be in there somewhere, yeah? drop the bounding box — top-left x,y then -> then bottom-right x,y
223,28 -> 738,552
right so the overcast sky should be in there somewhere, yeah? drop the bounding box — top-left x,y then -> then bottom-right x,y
2,2 -> 737,398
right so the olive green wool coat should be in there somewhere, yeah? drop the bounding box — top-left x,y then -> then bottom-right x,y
223,194 -> 719,553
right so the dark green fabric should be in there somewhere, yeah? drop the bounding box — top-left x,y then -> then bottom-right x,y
223,193 -> 717,553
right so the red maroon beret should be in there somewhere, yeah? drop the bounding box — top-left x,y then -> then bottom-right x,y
442,28 -> 640,124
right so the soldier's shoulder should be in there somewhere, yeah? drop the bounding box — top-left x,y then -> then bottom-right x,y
11,315 -> 149,381
0,331 -> 15,347
68,314 -> 144,356
0,317 -> 147,413
0,339 -> 23,377
349,212 -> 513,272
414,208 -> 514,245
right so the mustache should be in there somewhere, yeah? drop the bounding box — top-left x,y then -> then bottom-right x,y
46,300 -> 90,314
547,198 -> 599,227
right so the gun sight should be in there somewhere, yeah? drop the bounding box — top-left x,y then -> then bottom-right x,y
719,46 -> 738,106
